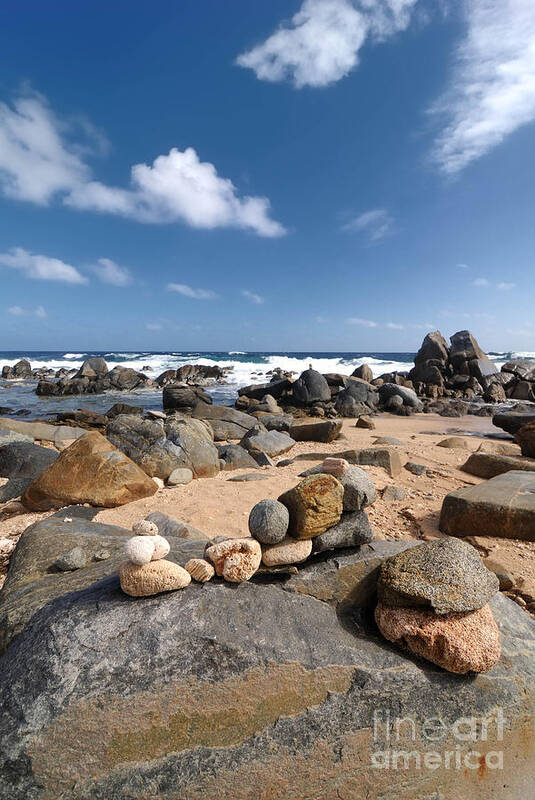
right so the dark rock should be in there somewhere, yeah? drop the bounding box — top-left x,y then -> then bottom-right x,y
55,546 -> 88,571
290,420 -> 342,443
240,426 -> 295,458
106,403 -> 144,418
339,466 -> 376,511
1,359 -> 32,379
216,444 -> 260,471
516,421 -> 535,457
76,357 -> 108,379
175,364 -> 225,384
0,441 -> 58,480
449,330 -> 486,368
351,364 -> 373,382
0,478 -> 29,502
378,537 -> 498,613
163,384 -> 212,413
501,360 -> 535,381
440,470 -> 535,541
510,381 -> 535,402
312,510 -> 373,553
414,331 -> 449,364
238,378 -> 291,401
248,499 -> 289,544
404,462 -> 426,476
258,413 -> 294,432
493,410 -> 535,435
292,368 -> 331,405
378,383 -> 423,410
108,365 -> 148,391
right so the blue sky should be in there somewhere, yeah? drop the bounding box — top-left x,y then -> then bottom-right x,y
0,0 -> 534,353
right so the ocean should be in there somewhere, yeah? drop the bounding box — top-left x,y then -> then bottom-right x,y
0,349 -> 527,419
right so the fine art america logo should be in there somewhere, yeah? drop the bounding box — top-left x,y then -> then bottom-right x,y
371,708 -> 505,771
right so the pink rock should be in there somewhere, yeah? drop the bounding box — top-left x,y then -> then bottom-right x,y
321,457 -> 349,478
205,537 -> 261,583
261,537 -> 312,566
375,601 -> 501,674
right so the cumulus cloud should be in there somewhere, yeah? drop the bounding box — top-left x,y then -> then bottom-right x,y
342,208 -> 394,241
8,304 -> 47,317
167,283 -> 217,300
0,92 -> 284,237
431,0 -> 535,173
0,247 -> 87,284
346,317 -> 378,327
93,257 -> 132,287
241,289 -> 264,304
236,0 -> 417,88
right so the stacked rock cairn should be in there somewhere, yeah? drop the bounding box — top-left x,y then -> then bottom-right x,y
118,457 -> 375,595
375,537 -> 502,674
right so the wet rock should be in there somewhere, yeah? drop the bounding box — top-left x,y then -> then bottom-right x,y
261,537 -> 312,566
377,537 -> 499,613
279,474 -> 343,538
339,466 -> 376,511
205,538 -> 262,582
119,559 -> 191,596
55,547 -> 87,572
312,510 -> 373,553
439,470 -> 535,541
23,432 -> 157,511
492,410 -> 535,435
375,602 -> 501,674
248,499 -> 289,544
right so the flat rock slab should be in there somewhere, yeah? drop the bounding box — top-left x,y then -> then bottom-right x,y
0,430 -> 34,446
295,448 -> 402,478
493,411 -> 535,435
227,473 -> 270,482
462,452 -> 535,479
440,470 -> 535,541
0,417 -> 86,444
290,420 -> 342,443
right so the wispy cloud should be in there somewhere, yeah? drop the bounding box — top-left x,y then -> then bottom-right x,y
497,281 -> 516,290
236,0 -> 417,89
146,322 -> 162,331
342,208 -> 394,241
93,257 -> 132,287
386,322 -> 404,329
346,317 -> 378,327
457,262 -> 469,269
0,247 -> 87,284
472,277 -> 489,287
472,278 -> 516,290
431,0 -> 535,173
167,283 -> 217,300
241,289 -> 264,304
0,91 -> 285,237
8,304 -> 47,318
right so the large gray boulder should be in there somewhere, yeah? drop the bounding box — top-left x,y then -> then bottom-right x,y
0,533 -> 534,799
192,403 -> 262,441
216,444 -> 260,471
378,383 -> 423,409
291,368 -> 330,405
238,378 -> 291,401
0,441 -> 59,479
240,426 -> 295,458
76,357 -> 108,379
335,378 -> 378,417
162,384 -> 211,413
106,414 -> 220,479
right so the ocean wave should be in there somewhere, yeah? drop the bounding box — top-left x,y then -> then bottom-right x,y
63,353 -> 85,359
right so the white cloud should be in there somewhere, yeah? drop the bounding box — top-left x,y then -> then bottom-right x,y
497,281 -> 516,290
241,289 -> 264,304
0,92 -> 284,237
346,317 -> 378,327
386,322 -> 404,329
167,283 -> 217,300
7,304 -> 47,318
342,208 -> 394,241
236,0 -> 417,89
146,322 -> 162,331
431,0 -> 535,173
93,257 -> 132,287
472,277 -> 489,287
0,247 -> 87,284
457,262 -> 469,269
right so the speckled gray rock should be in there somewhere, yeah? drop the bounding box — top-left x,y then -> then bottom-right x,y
167,467 -> 194,486
404,462 -> 426,476
0,429 -> 34,446
0,441 -> 59,479
216,444 -> 259,471
54,546 -> 88,572
248,499 -> 289,544
312,510 -> 373,553
377,537 -> 499,614
0,544 -> 534,800
338,466 -> 376,511
240,426 -> 295,458
145,511 -> 208,541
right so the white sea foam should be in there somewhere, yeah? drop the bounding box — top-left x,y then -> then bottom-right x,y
63,353 -> 85,359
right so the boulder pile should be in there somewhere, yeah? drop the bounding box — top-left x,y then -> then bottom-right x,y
36,357 -> 152,396
375,537 -> 501,673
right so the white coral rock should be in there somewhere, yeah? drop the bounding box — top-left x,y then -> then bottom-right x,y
151,534 -> 170,561
125,536 -> 156,565
132,520 -> 159,537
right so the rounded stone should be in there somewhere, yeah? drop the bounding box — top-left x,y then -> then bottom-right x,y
150,535 -> 170,561
185,558 -> 215,582
261,537 -> 312,567
375,601 -> 501,674
125,536 -> 155,565
132,520 -> 158,536
55,546 -> 87,572
248,499 -> 289,544
377,537 -> 500,614
119,559 -> 191,596
338,466 -> 376,511
278,474 -> 343,539
320,457 -> 349,478
167,467 -> 194,486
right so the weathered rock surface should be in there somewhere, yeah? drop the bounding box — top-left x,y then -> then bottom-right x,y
216,444 -> 259,471
440,471 -> 535,541
167,467 -> 193,486
294,448 -> 402,478
375,601 -> 501,674
162,384 -> 211,413
240,426 -> 295,458
192,403 -> 261,440
290,420 -> 342,443
312,510 -> 373,553
377,538 -> 498,613
0,442 -> 58,494
0,536 -> 533,799
516,420 -> 535,458
0,429 -> 34,446
248,499 -> 289,544
205,538 -> 262,582
292,368 -> 331,405
119,559 -> 191,596
338,466 -> 376,511
23,432 -> 157,511
279,474 -> 343,538
107,414 -> 220,479
461,451 -> 535,479
0,417 -> 86,445
261,536 -> 312,566
145,511 -> 208,541
493,410 -> 535,435
378,383 -> 423,409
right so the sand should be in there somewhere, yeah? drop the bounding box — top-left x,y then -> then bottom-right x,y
1,411 -> 535,613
